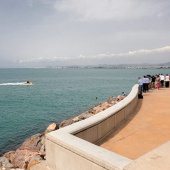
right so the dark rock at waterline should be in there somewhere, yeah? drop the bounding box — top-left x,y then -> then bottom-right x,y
3,133 -> 44,169
59,111 -> 96,128
1,123 -> 59,169
78,112 -> 94,120
59,119 -> 74,128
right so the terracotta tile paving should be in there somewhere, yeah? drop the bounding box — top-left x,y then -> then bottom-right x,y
99,88 -> 170,160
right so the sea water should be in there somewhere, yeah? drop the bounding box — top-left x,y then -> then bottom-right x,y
0,68 -> 169,154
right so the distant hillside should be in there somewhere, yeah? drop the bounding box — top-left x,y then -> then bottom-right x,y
157,62 -> 170,66
115,62 -> 170,67
51,62 -> 170,68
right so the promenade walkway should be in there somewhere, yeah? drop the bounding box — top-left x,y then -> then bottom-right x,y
32,87 -> 170,170
99,88 -> 170,160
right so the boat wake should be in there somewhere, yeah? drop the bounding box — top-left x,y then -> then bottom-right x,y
0,82 -> 33,86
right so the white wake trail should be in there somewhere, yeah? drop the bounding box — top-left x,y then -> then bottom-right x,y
0,82 -> 32,86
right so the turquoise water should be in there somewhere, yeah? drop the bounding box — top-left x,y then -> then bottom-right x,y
0,68 -> 169,154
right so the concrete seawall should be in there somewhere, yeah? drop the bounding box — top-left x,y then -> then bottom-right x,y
45,84 -> 139,170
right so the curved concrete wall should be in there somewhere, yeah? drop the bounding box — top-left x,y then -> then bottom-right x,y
46,84 -> 139,170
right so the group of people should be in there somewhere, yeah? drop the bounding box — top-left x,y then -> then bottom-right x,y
138,73 -> 170,96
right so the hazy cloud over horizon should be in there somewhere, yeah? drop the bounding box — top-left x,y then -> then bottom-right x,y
0,0 -> 170,67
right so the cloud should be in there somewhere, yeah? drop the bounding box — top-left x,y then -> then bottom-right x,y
54,0 -> 168,21
118,46 -> 170,56
18,45 -> 170,64
1,0 -> 169,68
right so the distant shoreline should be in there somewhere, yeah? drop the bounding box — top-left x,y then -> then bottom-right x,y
1,65 -> 170,69
60,66 -> 170,69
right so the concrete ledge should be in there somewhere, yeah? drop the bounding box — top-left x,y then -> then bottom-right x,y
124,141 -> 170,170
46,84 -> 139,170
47,132 -> 132,170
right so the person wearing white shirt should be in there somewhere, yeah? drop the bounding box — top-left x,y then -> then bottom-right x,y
165,74 -> 169,88
145,76 -> 150,91
160,74 -> 165,87
142,76 -> 147,92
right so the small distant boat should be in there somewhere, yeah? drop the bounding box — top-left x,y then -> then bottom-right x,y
25,81 -> 33,85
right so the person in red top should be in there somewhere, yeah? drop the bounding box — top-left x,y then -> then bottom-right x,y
156,75 -> 161,90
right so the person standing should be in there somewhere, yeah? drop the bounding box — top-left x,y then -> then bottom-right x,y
160,74 -> 165,87
145,76 -> 150,92
142,76 -> 147,92
156,75 -> 161,90
138,77 -> 143,96
151,75 -> 156,89
165,74 -> 170,88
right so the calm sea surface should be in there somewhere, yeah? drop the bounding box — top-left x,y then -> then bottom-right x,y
0,68 -> 169,154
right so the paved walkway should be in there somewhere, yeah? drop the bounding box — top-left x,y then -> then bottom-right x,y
99,88 -> 170,160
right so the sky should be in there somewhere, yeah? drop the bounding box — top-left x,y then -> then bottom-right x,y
0,0 -> 170,68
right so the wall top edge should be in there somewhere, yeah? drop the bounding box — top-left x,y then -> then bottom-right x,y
50,84 -> 139,134
47,131 -> 133,169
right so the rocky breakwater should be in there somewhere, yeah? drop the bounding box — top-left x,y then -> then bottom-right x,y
0,94 -> 126,170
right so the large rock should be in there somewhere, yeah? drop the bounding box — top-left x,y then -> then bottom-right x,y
101,102 -> 111,109
0,156 -> 14,168
10,149 -> 41,169
78,112 -> 94,120
117,95 -> 126,101
4,151 -> 15,162
72,116 -> 79,122
92,105 -> 104,114
59,119 -> 74,128
27,155 -> 43,170
27,160 -> 42,170
29,160 -> 46,170
19,133 -> 43,152
39,123 -> 59,158
4,128 -> 55,169
107,96 -> 117,104
45,123 -> 59,134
